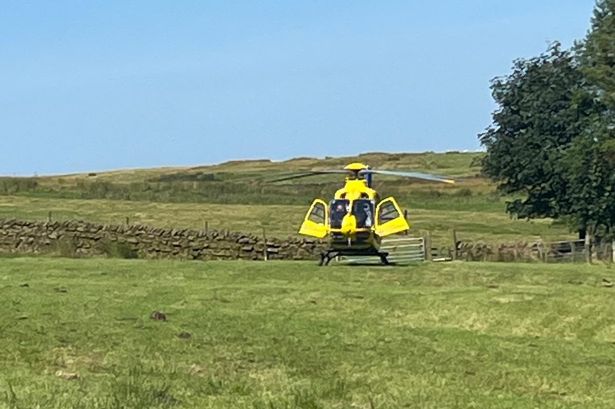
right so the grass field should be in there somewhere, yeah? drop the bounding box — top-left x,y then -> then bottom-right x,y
2,257 -> 615,408
0,195 -> 571,245
0,151 -> 576,246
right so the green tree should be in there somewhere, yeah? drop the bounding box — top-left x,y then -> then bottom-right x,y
567,0 -> 615,238
481,0 -> 615,240
582,0 -> 615,110
479,43 -> 596,220
562,123 -> 615,238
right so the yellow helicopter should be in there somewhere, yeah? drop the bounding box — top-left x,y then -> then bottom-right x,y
276,163 -> 454,265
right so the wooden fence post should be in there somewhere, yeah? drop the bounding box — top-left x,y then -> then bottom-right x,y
612,240 -> 615,264
403,210 -> 409,235
451,230 -> 458,261
424,232 -> 432,261
262,228 -> 268,261
47,211 -> 52,223
541,241 -> 547,263
585,228 -> 592,264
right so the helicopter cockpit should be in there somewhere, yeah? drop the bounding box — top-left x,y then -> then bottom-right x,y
353,199 -> 375,228
329,199 -> 349,229
329,199 -> 375,229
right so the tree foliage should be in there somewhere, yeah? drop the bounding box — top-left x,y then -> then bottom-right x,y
481,0 -> 615,238
571,0 -> 615,236
563,124 -> 615,237
480,44 -> 596,219
582,0 -> 615,110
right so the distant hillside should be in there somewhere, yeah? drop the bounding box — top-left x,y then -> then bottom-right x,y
0,151 -> 490,207
0,151 -> 574,242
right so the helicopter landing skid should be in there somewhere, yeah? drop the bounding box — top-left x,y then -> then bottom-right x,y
319,249 -> 390,266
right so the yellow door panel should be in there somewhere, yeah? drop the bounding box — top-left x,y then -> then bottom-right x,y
299,199 -> 329,239
375,197 -> 410,237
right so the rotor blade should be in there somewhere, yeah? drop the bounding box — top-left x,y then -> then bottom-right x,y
361,169 -> 455,184
269,170 -> 350,183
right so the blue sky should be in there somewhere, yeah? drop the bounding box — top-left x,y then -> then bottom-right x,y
0,0 -> 597,175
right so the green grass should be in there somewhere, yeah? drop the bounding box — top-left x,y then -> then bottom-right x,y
2,257 -> 615,408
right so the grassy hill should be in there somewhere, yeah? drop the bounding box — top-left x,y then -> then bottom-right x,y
2,258 -> 614,408
0,151 -> 575,244
0,152 -> 486,205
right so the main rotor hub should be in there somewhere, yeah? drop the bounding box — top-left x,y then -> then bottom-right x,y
343,162 -> 370,181
343,162 -> 369,172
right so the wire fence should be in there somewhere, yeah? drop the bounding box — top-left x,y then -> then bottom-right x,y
437,236 -> 615,264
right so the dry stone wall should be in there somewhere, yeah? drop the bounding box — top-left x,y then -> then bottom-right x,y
0,219 -> 325,261
455,239 -> 612,262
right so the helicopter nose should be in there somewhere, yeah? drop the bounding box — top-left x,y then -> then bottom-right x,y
341,214 -> 356,234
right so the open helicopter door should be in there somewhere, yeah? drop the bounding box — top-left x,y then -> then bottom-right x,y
299,199 -> 329,239
375,197 -> 410,237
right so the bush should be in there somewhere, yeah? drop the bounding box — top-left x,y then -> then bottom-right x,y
53,237 -> 79,258
452,188 -> 473,197
100,240 -> 138,259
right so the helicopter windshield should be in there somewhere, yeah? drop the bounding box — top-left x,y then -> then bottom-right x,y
352,200 -> 375,228
329,199 -> 349,229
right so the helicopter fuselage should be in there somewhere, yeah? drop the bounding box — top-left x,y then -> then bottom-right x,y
328,178 -> 380,249
299,163 -> 411,264
294,162 -> 453,264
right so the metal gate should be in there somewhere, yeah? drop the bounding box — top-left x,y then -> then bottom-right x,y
339,236 -> 425,265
